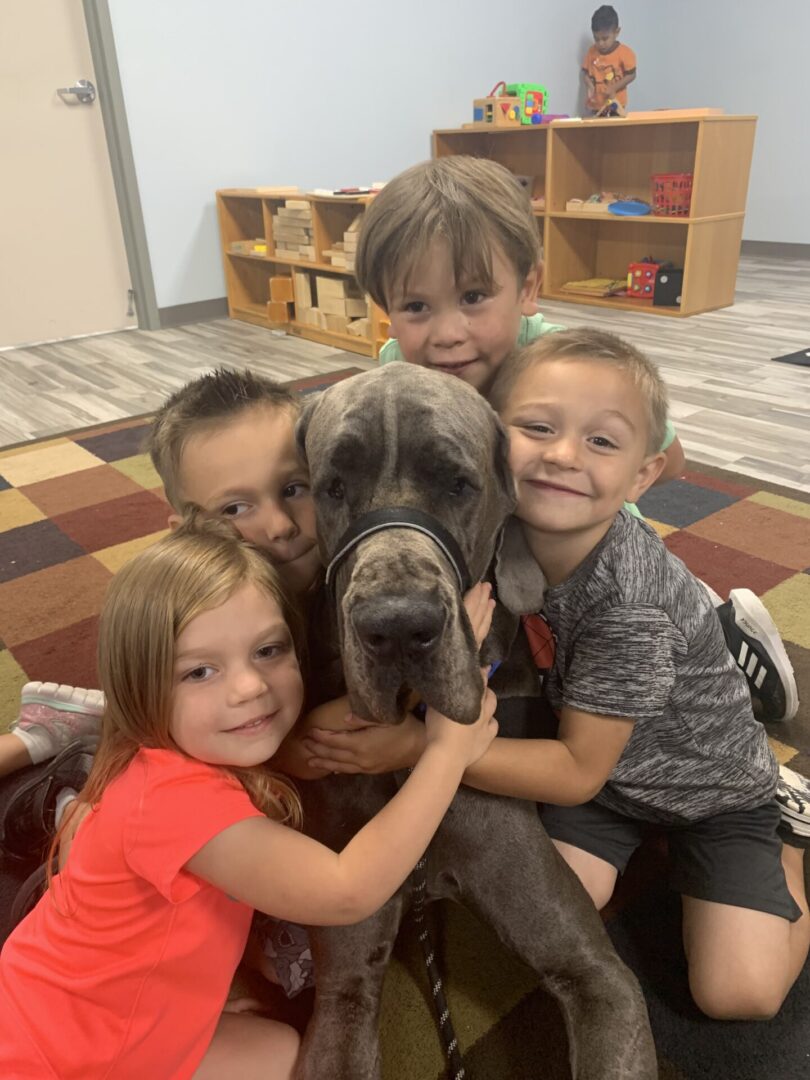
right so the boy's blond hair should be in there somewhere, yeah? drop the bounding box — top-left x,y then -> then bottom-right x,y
490,328 -> 668,454
355,157 -> 542,312
147,367 -> 300,511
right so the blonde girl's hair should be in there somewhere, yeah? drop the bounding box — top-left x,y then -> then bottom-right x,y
355,156 -> 542,312
147,367 -> 302,512
79,517 -> 305,831
489,327 -> 669,455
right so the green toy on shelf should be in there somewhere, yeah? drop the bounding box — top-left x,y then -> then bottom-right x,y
472,81 -> 549,126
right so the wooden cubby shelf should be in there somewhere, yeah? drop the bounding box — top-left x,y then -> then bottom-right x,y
433,114 -> 757,317
216,190 -> 385,357
217,114 -> 756,355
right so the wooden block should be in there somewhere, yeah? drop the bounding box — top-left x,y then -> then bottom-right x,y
346,317 -> 370,337
285,199 -> 311,210
306,307 -> 327,329
277,207 -> 312,218
320,296 -> 347,317
272,226 -> 310,242
345,216 -> 362,233
329,255 -> 347,268
325,314 -> 350,333
267,300 -> 290,324
343,235 -> 359,250
345,298 -> 368,318
293,271 -> 313,309
298,245 -> 316,258
316,275 -> 348,299
270,276 -> 294,302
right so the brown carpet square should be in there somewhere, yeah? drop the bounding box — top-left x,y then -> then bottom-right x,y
52,489 -> 172,554
20,464 -> 145,518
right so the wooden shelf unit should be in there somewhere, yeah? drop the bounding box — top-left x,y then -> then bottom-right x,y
432,115 -> 757,317
216,190 -> 384,358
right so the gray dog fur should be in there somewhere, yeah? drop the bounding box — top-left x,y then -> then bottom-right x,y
293,364 -> 656,1079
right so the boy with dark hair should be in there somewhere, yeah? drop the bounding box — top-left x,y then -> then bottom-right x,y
582,6 -> 637,114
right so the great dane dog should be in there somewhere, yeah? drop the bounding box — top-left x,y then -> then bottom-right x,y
293,364 -> 656,1079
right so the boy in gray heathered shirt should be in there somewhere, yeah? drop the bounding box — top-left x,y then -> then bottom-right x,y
485,328 -> 809,1021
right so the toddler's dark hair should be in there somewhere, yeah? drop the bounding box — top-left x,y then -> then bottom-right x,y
592,5 -> 619,31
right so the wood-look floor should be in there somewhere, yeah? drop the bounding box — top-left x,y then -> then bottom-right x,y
1,254 -> 808,491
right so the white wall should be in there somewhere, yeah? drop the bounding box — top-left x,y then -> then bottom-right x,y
619,0 -> 807,244
108,0 -> 595,309
109,2 -> 806,309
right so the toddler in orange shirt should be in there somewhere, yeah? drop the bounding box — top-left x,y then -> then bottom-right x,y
582,5 -> 637,114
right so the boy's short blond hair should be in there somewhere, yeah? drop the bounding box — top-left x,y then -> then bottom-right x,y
355,157 -> 542,312
490,328 -> 669,455
147,367 -> 300,511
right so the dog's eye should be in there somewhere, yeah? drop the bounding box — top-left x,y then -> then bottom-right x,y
450,477 -> 471,496
327,477 -> 345,500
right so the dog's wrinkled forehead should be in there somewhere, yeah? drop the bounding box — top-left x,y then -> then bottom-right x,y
299,365 -> 497,472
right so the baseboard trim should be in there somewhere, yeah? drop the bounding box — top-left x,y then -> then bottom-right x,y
741,240 -> 810,259
158,298 -> 228,328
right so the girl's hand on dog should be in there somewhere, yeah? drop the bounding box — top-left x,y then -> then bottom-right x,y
424,674 -> 498,768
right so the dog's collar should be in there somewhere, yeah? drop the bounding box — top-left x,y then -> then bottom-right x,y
324,507 -> 472,594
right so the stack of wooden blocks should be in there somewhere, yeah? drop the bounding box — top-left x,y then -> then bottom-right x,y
289,272 -> 369,337
267,276 -> 294,325
271,200 -> 315,261
343,216 -> 361,271
321,214 -> 362,271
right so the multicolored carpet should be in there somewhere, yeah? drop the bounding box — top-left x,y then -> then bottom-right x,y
0,371 -> 808,1079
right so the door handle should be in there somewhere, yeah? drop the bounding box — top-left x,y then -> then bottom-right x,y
56,79 -> 96,105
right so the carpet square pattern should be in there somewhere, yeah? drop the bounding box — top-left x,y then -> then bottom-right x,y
0,374 -> 808,1079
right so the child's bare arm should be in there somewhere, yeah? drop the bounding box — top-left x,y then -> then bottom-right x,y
186,682 -> 498,926
461,706 -> 634,805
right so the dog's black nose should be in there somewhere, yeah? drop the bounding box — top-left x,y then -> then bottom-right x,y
353,596 -> 445,663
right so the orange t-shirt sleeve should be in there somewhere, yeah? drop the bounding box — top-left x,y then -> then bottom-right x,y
123,751 -> 264,903
621,44 -> 637,73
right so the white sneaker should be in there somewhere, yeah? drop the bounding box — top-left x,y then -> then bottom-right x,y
775,765 -> 810,839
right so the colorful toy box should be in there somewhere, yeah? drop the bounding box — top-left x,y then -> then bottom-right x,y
472,81 -> 549,127
627,261 -> 660,300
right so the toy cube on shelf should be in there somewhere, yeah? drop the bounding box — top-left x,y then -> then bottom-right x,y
473,95 -> 523,126
627,262 -> 660,301
504,83 -> 548,124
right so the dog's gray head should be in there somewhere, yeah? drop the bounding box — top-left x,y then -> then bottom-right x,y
297,364 -> 515,724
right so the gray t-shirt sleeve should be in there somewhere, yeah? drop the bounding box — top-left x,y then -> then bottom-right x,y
561,604 -> 685,720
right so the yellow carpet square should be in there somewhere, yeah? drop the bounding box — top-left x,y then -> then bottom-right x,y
768,737 -> 800,765
749,490 -> 810,521
112,454 -> 164,493
761,573 -> 810,650
93,529 -> 169,574
0,649 -> 28,731
0,440 -> 103,486
0,489 -> 46,531
647,518 -> 678,539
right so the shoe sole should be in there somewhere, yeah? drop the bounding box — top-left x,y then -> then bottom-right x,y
20,681 -> 105,717
729,590 -> 799,722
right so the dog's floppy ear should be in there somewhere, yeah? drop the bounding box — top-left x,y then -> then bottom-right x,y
492,414 -> 517,514
295,393 -> 321,466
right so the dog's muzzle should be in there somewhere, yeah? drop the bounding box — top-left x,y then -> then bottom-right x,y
324,507 -> 472,595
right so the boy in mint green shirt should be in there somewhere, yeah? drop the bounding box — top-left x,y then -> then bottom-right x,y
366,158 -> 680,519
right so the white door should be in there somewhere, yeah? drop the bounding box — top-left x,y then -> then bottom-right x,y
0,1 -> 136,348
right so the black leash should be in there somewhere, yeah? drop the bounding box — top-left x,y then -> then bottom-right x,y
410,851 -> 466,1080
